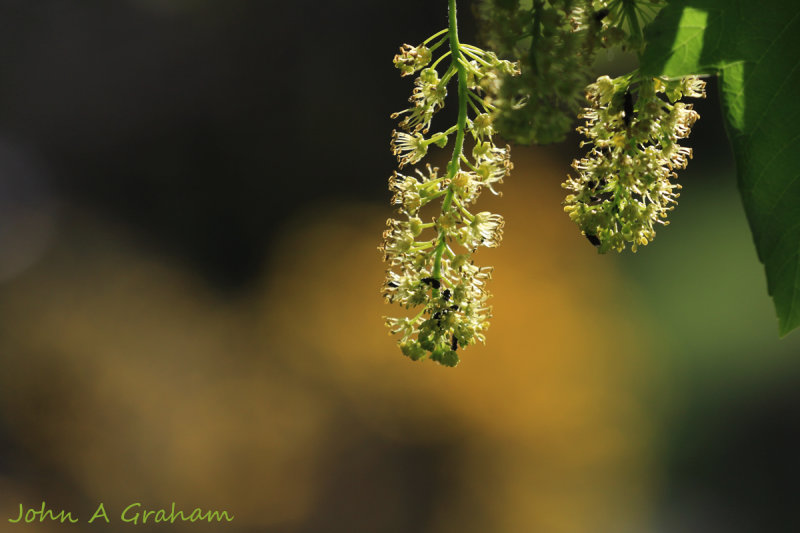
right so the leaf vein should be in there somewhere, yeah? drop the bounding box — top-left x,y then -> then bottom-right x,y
742,9 -> 800,91
748,131 -> 800,192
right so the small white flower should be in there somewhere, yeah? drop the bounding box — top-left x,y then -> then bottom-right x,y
390,130 -> 428,168
460,212 -> 504,250
393,43 -> 432,77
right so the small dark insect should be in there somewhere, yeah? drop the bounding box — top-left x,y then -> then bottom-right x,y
588,178 -> 608,192
433,307 -> 452,320
442,289 -> 451,301
420,277 -> 441,289
450,305 -> 459,311
585,233 -> 601,247
594,8 -> 610,22
623,90 -> 634,128
451,334 -> 458,351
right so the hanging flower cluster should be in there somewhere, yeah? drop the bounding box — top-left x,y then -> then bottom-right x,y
475,0 -> 667,145
475,0 -> 614,145
379,15 -> 518,367
562,75 -> 706,252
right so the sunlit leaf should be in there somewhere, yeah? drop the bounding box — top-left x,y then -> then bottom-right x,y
641,0 -> 800,335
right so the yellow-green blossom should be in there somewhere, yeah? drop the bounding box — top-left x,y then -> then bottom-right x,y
562,75 -> 705,252
380,5 -> 517,367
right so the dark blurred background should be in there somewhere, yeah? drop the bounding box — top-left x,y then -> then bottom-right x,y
0,1 -> 798,532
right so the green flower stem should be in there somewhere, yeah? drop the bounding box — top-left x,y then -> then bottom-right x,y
466,96 -> 482,115
423,28 -> 449,45
432,0 -> 469,285
439,69 -> 458,88
454,198 -> 474,221
431,51 -> 453,70
426,124 -> 459,144
468,90 -> 495,111
461,48 -> 492,67
460,154 -> 478,171
422,189 -> 448,204
428,37 -> 450,55
411,306 -> 428,323
460,44 -> 485,55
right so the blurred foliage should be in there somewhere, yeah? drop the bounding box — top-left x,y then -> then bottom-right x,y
0,1 -> 798,532
617,155 -> 800,532
474,0 -> 605,145
0,152 -> 655,533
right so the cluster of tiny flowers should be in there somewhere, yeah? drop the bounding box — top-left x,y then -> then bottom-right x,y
380,30 -> 517,366
476,0 -> 618,145
562,75 -> 706,252
475,0 -> 669,145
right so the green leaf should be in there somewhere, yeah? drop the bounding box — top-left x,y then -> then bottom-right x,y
640,0 -> 800,335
